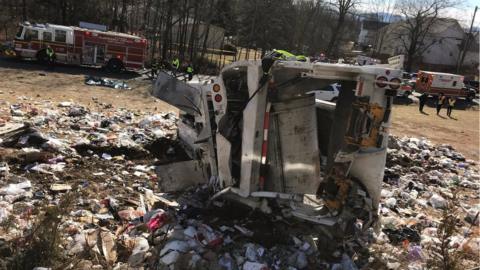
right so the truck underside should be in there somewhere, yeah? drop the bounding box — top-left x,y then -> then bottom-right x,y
152,60 -> 401,249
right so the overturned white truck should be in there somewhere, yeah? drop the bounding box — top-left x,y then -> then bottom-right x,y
153,59 -> 401,244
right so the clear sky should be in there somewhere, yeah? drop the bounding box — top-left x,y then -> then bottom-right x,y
443,1 -> 479,29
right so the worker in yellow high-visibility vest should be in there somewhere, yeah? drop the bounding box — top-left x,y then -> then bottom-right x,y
172,57 -> 180,70
272,49 -> 296,60
186,63 -> 194,81
272,50 -> 308,62
46,45 -> 56,70
262,49 -> 308,76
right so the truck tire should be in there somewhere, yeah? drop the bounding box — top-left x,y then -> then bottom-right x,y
331,97 -> 338,103
468,91 -> 476,100
106,58 -> 124,73
36,49 -> 49,64
466,93 -> 474,102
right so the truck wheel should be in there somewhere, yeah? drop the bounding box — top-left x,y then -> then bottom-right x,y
36,50 -> 49,64
331,97 -> 338,103
106,59 -> 124,73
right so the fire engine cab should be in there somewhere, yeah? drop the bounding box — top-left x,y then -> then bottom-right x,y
13,22 -> 147,71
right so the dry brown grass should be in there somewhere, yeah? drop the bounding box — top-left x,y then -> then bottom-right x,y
391,104 -> 479,160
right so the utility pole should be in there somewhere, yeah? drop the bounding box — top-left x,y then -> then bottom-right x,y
456,6 -> 478,73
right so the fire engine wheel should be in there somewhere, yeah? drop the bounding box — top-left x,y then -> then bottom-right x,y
467,92 -> 476,101
36,50 -> 49,64
106,59 -> 124,73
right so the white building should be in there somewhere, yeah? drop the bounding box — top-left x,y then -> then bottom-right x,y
375,18 -> 468,68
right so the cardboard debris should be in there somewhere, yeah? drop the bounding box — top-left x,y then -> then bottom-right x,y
50,184 -> 72,192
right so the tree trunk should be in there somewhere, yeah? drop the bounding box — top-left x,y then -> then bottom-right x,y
161,0 -> 173,60
112,0 -> 119,31
200,0 -> 215,63
119,0 -> 128,32
149,0 -> 161,61
405,44 -> 416,72
22,0 -> 27,21
326,15 -> 345,57
143,0 -> 152,31
61,0 -> 67,25
179,0 -> 190,60
188,0 -> 200,62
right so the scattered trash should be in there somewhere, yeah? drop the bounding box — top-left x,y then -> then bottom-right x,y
85,76 -> 131,90
242,261 -> 268,270
385,197 -> 397,208
49,183 -> 72,192
407,245 -> 423,262
465,206 -> 480,225
128,237 -> 149,267
461,237 -> 480,256
100,230 -> 117,265
429,193 -> 447,209
0,100 -> 477,269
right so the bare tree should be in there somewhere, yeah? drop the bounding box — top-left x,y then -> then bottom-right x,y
392,0 -> 455,71
0,0 -> 368,70
326,0 -> 359,57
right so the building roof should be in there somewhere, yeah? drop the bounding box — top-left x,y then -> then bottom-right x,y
380,17 -> 462,36
429,18 -> 461,34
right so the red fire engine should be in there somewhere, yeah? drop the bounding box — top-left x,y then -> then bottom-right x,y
13,22 -> 147,71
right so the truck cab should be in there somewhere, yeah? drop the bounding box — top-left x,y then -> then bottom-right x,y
14,22 -> 73,62
153,60 -> 402,243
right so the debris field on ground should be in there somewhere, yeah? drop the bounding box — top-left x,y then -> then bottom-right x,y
0,98 -> 478,270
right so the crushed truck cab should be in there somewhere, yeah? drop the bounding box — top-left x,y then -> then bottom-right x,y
153,59 -> 401,242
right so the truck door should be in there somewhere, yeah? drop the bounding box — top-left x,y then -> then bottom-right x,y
96,44 -> 106,64
83,42 -> 95,65
82,42 -> 105,65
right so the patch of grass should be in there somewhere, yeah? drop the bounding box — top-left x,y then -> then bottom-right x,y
425,193 -> 467,270
7,192 -> 77,270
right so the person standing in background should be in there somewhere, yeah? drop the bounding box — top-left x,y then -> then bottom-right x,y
419,93 -> 428,113
447,96 -> 456,117
436,93 -> 446,115
46,45 -> 55,70
186,63 -> 194,81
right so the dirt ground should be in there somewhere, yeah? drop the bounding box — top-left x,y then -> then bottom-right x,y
1,58 -> 478,160
0,58 -> 175,114
391,102 -> 479,161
